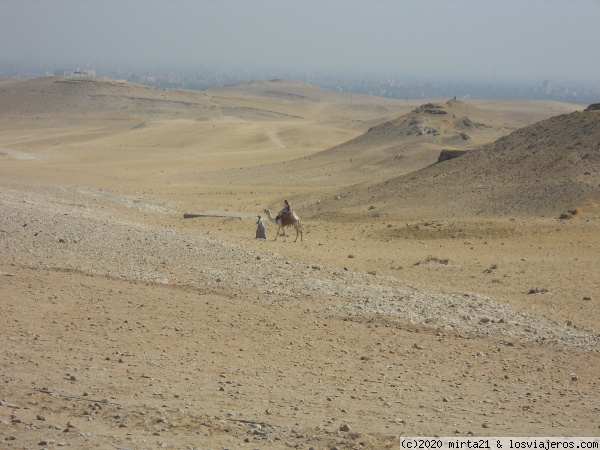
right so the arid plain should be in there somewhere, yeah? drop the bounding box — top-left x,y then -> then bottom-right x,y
1,77 -> 599,449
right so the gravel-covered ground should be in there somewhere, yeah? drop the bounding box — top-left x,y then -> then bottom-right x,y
3,183 -> 600,449
2,184 -> 597,351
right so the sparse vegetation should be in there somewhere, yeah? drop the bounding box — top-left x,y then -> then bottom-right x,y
483,263 -> 498,273
528,287 -> 549,294
413,255 -> 450,266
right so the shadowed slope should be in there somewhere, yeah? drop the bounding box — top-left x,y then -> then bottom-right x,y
0,77 -> 327,122
0,77 -> 219,120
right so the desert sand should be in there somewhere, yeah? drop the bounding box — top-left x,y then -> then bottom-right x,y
1,77 -> 598,449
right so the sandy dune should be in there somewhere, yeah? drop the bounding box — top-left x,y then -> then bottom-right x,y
1,77 -> 598,448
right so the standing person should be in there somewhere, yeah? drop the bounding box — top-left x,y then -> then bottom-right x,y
255,214 -> 266,239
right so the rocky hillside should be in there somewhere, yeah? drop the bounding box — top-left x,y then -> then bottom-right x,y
293,99 -> 527,180
363,99 -> 521,144
305,107 -> 600,219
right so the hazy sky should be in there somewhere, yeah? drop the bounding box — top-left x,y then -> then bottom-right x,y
2,0 -> 599,83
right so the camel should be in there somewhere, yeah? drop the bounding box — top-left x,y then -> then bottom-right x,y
262,208 -> 303,242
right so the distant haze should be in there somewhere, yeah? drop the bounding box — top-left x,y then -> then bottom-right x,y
2,0 -> 599,84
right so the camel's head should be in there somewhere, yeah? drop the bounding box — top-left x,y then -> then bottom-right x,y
263,208 -> 270,214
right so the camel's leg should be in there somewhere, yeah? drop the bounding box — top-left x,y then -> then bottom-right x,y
293,222 -> 303,242
274,225 -> 281,241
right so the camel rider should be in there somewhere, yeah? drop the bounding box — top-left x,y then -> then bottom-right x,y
276,200 -> 291,223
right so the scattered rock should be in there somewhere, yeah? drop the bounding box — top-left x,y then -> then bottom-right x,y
528,287 -> 548,294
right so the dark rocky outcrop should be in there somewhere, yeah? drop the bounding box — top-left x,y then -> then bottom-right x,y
438,149 -> 467,162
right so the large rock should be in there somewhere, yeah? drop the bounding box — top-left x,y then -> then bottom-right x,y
438,149 -> 467,162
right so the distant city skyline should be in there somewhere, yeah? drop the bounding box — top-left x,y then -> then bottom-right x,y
2,0 -> 600,86
2,60 -> 599,103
